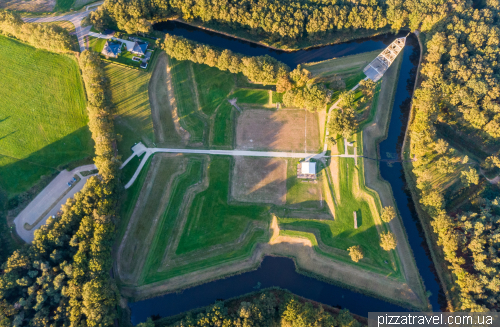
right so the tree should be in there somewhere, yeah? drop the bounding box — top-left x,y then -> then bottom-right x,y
483,156 -> 500,170
327,108 -> 358,140
434,139 -> 448,154
347,246 -> 363,262
338,91 -> 355,110
359,79 -> 376,99
136,317 -> 155,327
380,231 -> 397,251
381,206 -> 396,223
461,167 -> 479,187
276,76 -> 293,93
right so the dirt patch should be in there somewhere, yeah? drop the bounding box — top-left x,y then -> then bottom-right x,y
232,157 -> 287,205
0,0 -> 55,11
236,109 -> 320,152
148,53 -> 189,146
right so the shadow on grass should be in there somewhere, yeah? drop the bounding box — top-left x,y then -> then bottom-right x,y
0,126 -> 94,206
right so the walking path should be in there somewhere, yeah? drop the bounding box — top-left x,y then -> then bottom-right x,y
121,143 -> 324,189
22,9 -> 96,51
14,164 -> 97,243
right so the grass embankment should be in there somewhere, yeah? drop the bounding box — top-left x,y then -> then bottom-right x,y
232,88 -> 269,105
168,56 -> 268,147
104,63 -> 155,156
0,35 -> 93,200
142,156 -> 270,283
116,154 -> 270,285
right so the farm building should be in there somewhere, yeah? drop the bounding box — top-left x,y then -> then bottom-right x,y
102,41 -> 121,58
297,161 -> 316,179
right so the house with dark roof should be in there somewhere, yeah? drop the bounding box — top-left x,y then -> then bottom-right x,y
131,41 -> 148,56
101,41 -> 121,58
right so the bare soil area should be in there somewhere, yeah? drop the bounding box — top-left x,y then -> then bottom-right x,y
0,0 -> 55,11
236,109 -> 320,152
232,157 -> 287,205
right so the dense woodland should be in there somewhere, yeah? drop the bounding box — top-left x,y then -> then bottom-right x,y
408,0 -> 500,312
92,0 -> 451,42
143,291 -> 364,327
0,51 -> 120,326
0,11 -> 72,52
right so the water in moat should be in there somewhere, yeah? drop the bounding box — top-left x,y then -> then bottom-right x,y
129,22 -> 444,324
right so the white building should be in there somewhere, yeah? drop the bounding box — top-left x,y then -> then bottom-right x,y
301,161 -> 316,175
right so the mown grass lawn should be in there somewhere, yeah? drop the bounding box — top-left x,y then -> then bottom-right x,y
176,156 -> 269,254
192,64 -> 234,116
212,101 -> 235,147
0,36 -> 93,198
140,155 -> 270,283
232,88 -> 269,105
279,156 -> 398,276
104,63 -> 154,156
169,58 -> 206,143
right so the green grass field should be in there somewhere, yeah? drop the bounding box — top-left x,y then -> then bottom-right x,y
212,101 -> 235,147
89,37 -> 106,53
285,160 -> 324,210
55,0 -> 74,11
104,63 -> 154,156
120,155 -> 270,284
232,88 -> 269,105
279,156 -> 399,276
0,36 -> 93,199
176,156 -> 269,254
303,50 -> 379,80
169,58 -> 206,143
192,64 -> 235,116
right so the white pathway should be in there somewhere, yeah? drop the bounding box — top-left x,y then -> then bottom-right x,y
122,143 -> 324,189
22,9 -> 97,51
14,164 -> 97,243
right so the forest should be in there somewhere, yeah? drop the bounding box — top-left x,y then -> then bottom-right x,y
0,51 -> 120,326
92,0 -> 450,43
407,0 -> 500,312
136,290 -> 365,327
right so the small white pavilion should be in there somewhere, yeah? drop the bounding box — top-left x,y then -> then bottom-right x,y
301,161 -> 316,175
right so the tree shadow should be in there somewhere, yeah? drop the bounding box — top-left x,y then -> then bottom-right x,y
1,126 -> 94,208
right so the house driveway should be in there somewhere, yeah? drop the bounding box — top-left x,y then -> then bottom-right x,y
87,32 -> 136,51
22,8 -> 97,51
14,164 -> 97,243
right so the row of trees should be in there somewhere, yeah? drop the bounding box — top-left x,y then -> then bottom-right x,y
147,291 -> 364,327
408,0 -> 500,312
93,0 -> 453,40
0,11 -> 72,52
162,34 -> 332,111
0,51 -> 120,326
162,34 -> 289,85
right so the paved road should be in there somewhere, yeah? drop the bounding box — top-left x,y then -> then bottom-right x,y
23,9 -> 96,51
14,164 -> 97,243
122,143 -> 324,189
